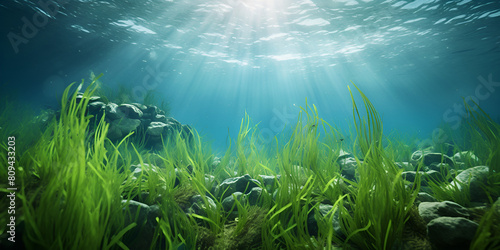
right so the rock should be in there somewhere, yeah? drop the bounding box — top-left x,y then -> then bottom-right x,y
205,175 -> 217,194
411,151 -> 454,168
107,118 -> 141,140
128,164 -> 164,190
493,197 -> 500,216
453,151 -> 481,167
415,192 -> 438,204
337,149 -> 354,162
140,118 -> 152,127
454,162 -> 466,169
449,166 -> 489,202
215,174 -> 261,201
76,94 -> 101,104
402,171 -> 418,182
118,104 -> 143,119
308,203 -> 343,239
410,147 -> 433,162
211,157 -> 221,171
146,122 -> 168,136
31,109 -> 56,128
221,187 -> 262,220
122,200 -> 161,250
105,103 -> 125,120
107,125 -> 122,140
433,142 -> 455,157
425,170 -> 444,183
116,118 -> 142,132
245,187 -> 262,206
427,217 -> 478,249
222,192 -> 244,212
131,103 -> 148,111
129,163 -> 159,179
338,157 -> 358,180
154,114 -> 167,123
286,165 -> 313,179
186,195 -> 216,218
48,91 -> 190,151
258,175 -> 280,192
418,201 -> 469,224
428,162 -> 450,173
88,101 -> 106,114
402,170 -> 442,185
132,192 -> 151,203
165,117 -> 182,132
181,124 -> 194,139
141,108 -> 154,119
395,162 -> 412,171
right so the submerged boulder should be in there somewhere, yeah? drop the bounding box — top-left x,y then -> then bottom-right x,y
146,121 -> 168,136
453,151 -> 481,167
78,95 -> 189,150
105,102 -> 125,120
258,175 -> 280,192
395,162 -> 413,171
185,195 -> 217,218
418,201 -> 469,224
411,151 -> 454,169
427,217 -> 478,250
337,157 -> 358,180
107,118 -> 141,140
215,174 -> 261,201
76,94 -> 101,104
154,114 -> 167,123
337,149 -> 354,162
121,200 -> 161,250
88,101 -> 106,113
448,166 -> 489,202
307,203 -> 343,238
222,192 -> 244,212
118,104 -> 143,119
415,192 -> 438,204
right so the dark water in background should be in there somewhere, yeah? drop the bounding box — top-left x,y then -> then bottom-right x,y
1,0 -> 499,152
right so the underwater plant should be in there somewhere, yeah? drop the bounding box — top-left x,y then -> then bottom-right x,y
470,199 -> 500,249
6,75 -> 500,249
335,84 -> 421,250
464,100 -> 500,189
16,77 -> 136,249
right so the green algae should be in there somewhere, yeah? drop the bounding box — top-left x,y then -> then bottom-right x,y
1,77 -> 499,249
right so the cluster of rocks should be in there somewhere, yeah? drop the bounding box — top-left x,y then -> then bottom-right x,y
334,147 -> 494,248
117,144 -> 494,249
418,200 -> 480,249
120,163 -> 276,249
332,145 -> 488,202
396,149 -> 489,202
76,93 -> 193,150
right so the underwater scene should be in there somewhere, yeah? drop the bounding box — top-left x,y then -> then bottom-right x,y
1,0 -> 500,249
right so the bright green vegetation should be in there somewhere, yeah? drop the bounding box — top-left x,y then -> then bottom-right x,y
336,85 -> 420,249
464,100 -> 500,194
1,78 -> 135,249
424,99 -> 500,208
427,172 -> 472,207
470,199 -> 500,249
0,78 -> 499,249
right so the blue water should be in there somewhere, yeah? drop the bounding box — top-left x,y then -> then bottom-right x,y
1,0 -> 499,152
